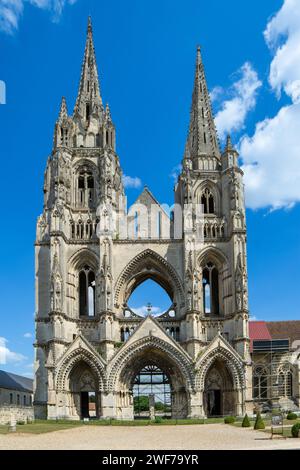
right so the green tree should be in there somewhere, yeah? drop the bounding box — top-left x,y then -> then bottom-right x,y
242,414 -> 251,427
134,395 -> 149,413
154,401 -> 165,411
254,411 -> 265,430
291,422 -> 300,438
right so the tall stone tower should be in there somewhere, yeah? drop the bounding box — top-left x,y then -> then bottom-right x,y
34,20 -> 252,420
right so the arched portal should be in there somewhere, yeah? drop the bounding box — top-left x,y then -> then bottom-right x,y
114,249 -> 185,317
113,345 -> 190,420
133,365 -> 172,419
68,360 -> 100,419
203,359 -> 236,417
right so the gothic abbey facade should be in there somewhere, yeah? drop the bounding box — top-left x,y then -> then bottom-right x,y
34,19 -> 253,420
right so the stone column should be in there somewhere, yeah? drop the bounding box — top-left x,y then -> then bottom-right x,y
149,394 -> 155,421
188,391 -> 204,418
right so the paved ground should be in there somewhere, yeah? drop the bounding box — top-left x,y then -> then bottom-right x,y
0,424 -> 300,450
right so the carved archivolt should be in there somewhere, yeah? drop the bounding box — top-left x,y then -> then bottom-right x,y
56,347 -> 106,392
114,249 -> 185,309
107,336 -> 195,392
72,158 -> 99,175
195,346 -> 245,390
197,246 -> 228,270
68,247 -> 99,271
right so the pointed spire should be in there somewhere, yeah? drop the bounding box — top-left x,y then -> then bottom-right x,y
58,96 -> 68,121
87,15 -> 92,33
74,17 -> 103,118
185,46 -> 220,161
225,134 -> 233,152
105,103 -> 111,121
222,133 -> 239,169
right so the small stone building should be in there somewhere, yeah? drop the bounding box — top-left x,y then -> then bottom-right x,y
250,321 -> 300,411
0,370 -> 33,407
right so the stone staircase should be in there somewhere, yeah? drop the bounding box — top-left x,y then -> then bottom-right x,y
278,397 -> 299,412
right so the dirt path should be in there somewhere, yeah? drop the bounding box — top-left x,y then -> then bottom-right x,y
0,423 -> 300,450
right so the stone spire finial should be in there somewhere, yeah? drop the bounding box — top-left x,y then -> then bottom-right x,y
87,15 -> 92,33
105,103 -> 112,121
222,132 -> 239,169
184,46 -> 220,161
58,96 -> 68,121
73,17 -> 103,118
225,134 -> 233,151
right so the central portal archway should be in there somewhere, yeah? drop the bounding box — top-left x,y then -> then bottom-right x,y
133,364 -> 172,419
115,345 -> 189,420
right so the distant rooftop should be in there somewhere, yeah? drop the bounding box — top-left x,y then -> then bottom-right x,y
0,370 -> 33,393
266,321 -> 300,350
249,320 -> 300,352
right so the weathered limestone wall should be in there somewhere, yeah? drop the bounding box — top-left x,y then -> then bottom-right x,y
0,405 -> 34,425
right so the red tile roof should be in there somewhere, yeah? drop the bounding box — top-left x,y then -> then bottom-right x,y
249,321 -> 272,352
266,321 -> 300,350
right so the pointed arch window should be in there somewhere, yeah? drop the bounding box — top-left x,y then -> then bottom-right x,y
201,188 -> 215,214
79,266 -> 95,317
253,366 -> 268,400
77,169 -> 95,208
86,103 -> 90,120
277,364 -> 293,398
60,127 -> 68,146
202,262 -> 219,315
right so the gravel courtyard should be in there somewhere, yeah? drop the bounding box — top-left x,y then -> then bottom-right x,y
0,424 -> 300,450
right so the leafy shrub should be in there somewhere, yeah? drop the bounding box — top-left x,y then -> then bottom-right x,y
254,412 -> 265,430
291,422 -> 300,438
133,395 -> 149,413
17,421 -> 25,425
224,416 -> 235,424
242,414 -> 251,427
287,412 -> 298,420
154,416 -> 163,424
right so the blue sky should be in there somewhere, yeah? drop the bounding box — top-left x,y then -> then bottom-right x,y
0,0 -> 300,376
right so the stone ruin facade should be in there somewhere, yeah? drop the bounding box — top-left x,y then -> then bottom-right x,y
34,18 -> 253,420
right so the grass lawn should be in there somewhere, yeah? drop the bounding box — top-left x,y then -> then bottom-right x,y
0,416 -> 225,435
231,417 -> 300,439
0,420 -> 83,435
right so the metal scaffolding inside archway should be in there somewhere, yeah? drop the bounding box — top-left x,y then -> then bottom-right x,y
132,365 -> 172,419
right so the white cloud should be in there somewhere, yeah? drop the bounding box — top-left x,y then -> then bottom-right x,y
131,305 -> 163,317
239,0 -> 300,210
0,337 -> 27,364
0,0 -> 77,34
23,332 -> 32,338
210,85 -> 224,103
214,62 -> 262,141
241,103 -> 300,210
169,164 -> 182,183
0,0 -> 23,34
122,174 -> 142,189
264,0 -> 300,103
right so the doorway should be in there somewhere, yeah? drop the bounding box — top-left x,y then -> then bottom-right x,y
204,360 -> 236,417
80,391 -> 97,419
206,389 -> 221,416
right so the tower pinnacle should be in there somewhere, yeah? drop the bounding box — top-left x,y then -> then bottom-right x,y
185,47 -> 220,162
74,16 -> 103,118
58,96 -> 68,121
